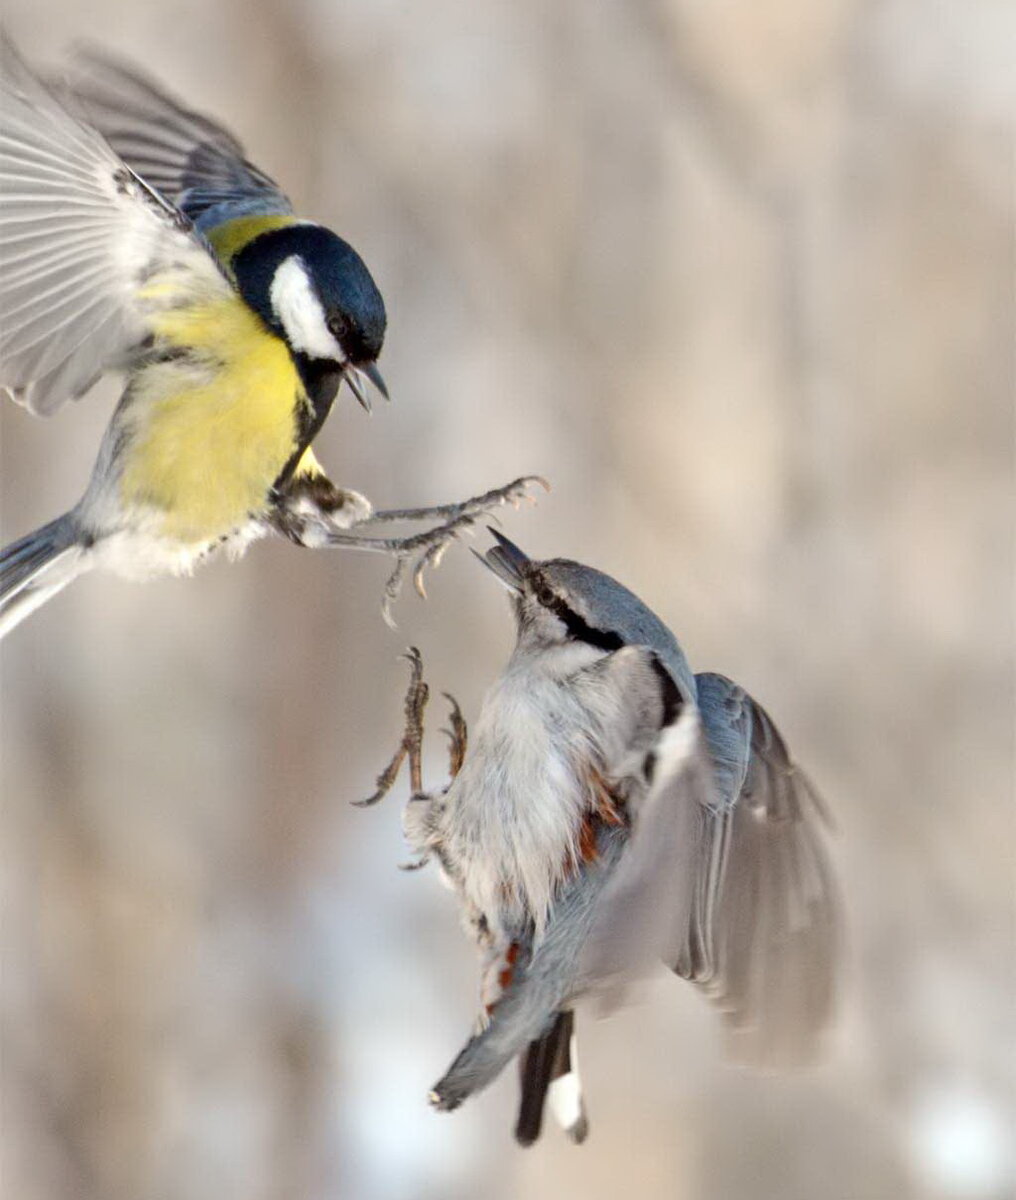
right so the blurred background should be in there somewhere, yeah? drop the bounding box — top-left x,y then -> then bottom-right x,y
1,1 -> 1013,1198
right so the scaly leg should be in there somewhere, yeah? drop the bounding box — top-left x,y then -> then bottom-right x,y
276,476 -> 548,625
355,648 -> 429,807
441,693 -> 468,780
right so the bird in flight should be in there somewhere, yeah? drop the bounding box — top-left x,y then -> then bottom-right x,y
362,535 -> 841,1145
0,38 -> 542,636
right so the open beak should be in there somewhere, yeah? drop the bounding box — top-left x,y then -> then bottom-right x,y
362,361 -> 389,402
473,527 -> 530,592
345,368 -> 371,413
344,362 -> 390,413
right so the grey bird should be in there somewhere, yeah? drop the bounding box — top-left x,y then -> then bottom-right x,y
364,532 -> 841,1145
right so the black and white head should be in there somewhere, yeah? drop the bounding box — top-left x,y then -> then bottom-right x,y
232,223 -> 388,409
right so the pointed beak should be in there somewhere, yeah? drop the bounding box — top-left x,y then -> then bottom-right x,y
362,361 -> 390,402
473,527 -> 531,592
345,367 -> 372,413
345,362 -> 390,413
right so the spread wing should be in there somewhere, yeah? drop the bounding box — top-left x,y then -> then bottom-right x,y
0,36 -> 231,415
64,50 -> 292,229
573,654 -> 839,1066
680,672 -> 841,1066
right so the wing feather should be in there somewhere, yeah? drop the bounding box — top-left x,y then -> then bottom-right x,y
683,673 -> 841,1066
574,648 -> 717,993
64,50 -> 292,227
0,36 -> 230,415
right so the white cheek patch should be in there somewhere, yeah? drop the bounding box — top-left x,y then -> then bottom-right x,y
269,255 -> 344,361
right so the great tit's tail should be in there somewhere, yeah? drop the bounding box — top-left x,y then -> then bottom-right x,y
515,1009 -> 588,1147
0,515 -> 86,638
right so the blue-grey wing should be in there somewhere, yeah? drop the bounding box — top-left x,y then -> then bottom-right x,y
573,647 -> 716,994
685,672 -> 841,1065
63,50 -> 292,231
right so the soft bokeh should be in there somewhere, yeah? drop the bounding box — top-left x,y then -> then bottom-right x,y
1,3 -> 1013,1198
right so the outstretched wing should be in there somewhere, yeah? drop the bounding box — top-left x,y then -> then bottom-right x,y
680,672 -> 841,1066
64,50 -> 292,229
0,36 -> 231,415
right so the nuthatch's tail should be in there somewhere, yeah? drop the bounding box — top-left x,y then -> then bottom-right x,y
0,515 -> 85,638
515,1009 -> 588,1146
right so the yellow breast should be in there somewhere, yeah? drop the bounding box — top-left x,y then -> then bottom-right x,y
119,283 -> 305,545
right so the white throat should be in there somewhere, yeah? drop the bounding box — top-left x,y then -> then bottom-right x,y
269,256 -> 344,361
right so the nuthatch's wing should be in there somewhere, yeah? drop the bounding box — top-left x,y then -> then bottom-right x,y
64,50 -> 291,229
574,657 -> 717,995
0,36 -> 232,415
681,672 -> 841,1066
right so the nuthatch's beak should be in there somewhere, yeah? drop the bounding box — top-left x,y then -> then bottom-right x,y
345,362 -> 390,413
475,527 -> 530,592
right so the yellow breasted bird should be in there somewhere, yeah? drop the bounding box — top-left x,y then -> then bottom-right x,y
0,38 -> 542,636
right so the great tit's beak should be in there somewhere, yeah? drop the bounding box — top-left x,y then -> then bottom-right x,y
473,527 -> 530,592
345,362 -> 390,413
345,367 -> 372,413
362,361 -> 390,402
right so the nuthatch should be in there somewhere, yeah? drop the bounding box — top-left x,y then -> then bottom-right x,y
363,532 -> 840,1145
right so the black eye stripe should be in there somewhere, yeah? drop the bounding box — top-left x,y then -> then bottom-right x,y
532,578 -> 623,652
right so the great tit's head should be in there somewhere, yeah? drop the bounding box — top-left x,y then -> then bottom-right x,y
232,223 -> 388,409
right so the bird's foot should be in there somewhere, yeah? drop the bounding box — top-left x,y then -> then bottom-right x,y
300,475 -> 548,625
355,647 -> 429,807
440,693 -> 468,781
269,478 -> 374,544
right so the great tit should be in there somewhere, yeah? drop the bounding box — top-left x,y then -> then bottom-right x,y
0,38 -> 542,636
362,535 -> 840,1145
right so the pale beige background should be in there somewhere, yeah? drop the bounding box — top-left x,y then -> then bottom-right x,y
1,2 -> 1013,1199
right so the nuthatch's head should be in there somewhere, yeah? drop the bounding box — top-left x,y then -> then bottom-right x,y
477,530 -> 684,673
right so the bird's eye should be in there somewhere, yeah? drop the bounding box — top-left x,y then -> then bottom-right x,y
327,314 -> 348,340
534,583 -> 556,607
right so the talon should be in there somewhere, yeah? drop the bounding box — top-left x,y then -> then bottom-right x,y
358,647 -> 430,805
327,475 -> 549,618
441,692 -> 468,779
413,565 -> 428,599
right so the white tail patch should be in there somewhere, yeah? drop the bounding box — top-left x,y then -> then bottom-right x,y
548,1035 -> 588,1142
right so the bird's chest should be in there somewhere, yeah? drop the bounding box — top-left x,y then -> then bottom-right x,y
118,295 -> 304,544
441,670 -> 604,932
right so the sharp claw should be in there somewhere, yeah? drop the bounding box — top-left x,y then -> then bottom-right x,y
365,475 -> 550,618
382,558 -> 407,628
413,565 -> 428,599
